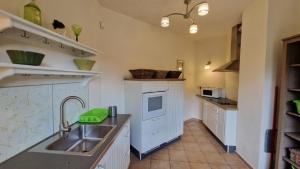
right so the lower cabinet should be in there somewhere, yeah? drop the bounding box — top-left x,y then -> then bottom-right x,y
95,120 -> 130,169
202,100 -> 237,147
141,115 -> 167,152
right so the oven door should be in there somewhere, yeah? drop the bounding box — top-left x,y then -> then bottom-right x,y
142,91 -> 167,121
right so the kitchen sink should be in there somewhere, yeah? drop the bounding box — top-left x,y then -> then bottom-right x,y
30,124 -> 116,156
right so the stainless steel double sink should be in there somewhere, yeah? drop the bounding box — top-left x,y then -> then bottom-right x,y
30,124 -> 116,156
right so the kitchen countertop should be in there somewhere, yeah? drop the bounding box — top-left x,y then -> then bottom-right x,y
0,114 -> 130,169
197,95 -> 238,111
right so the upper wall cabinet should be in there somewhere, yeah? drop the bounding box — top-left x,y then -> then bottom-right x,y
0,10 -> 102,57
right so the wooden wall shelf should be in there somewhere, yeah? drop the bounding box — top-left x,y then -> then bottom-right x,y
287,112 -> 300,118
285,132 -> 300,142
283,157 -> 300,169
0,10 -> 102,57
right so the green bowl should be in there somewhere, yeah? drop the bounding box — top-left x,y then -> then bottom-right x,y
6,50 -> 45,66
74,58 -> 96,71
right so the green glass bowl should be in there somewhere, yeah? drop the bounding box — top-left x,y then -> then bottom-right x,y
74,58 -> 96,71
6,50 -> 45,66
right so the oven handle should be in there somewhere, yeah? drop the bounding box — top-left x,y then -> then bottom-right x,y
142,90 -> 168,94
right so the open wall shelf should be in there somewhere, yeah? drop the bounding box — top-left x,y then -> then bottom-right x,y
0,10 -> 102,57
0,63 -> 101,86
283,157 -> 300,169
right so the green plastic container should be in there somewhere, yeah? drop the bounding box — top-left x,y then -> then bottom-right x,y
293,100 -> 300,114
79,108 -> 108,123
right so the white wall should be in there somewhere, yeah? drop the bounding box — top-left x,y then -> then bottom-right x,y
0,0 -> 198,120
195,32 -> 240,102
237,0 -> 269,168
237,0 -> 300,168
195,36 -> 227,89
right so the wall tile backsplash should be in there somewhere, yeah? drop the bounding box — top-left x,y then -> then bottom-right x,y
0,83 -> 89,162
53,83 -> 89,133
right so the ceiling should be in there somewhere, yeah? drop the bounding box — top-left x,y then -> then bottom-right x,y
98,0 -> 253,40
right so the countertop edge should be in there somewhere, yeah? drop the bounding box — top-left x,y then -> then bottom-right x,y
197,95 -> 238,111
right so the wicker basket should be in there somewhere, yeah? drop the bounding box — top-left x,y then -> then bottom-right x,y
290,148 -> 300,165
166,71 -> 182,79
154,70 -> 169,79
129,69 -> 156,79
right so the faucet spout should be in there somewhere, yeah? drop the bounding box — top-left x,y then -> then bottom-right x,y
60,96 -> 86,136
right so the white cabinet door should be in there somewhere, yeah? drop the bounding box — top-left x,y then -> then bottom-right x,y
206,102 -> 218,135
202,101 -> 209,125
167,82 -> 184,141
141,115 -> 167,152
95,120 -> 130,169
217,108 -> 225,143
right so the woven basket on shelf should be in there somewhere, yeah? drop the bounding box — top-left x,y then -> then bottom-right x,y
290,148 -> 300,165
129,69 -> 156,79
166,71 -> 182,78
154,70 -> 169,79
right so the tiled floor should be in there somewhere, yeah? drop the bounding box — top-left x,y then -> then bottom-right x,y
129,120 -> 251,169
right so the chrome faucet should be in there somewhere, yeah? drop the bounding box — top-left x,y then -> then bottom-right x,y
60,96 -> 86,135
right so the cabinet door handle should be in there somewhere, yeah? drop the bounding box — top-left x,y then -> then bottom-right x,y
98,164 -> 104,169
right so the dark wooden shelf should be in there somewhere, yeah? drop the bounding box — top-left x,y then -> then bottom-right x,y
288,89 -> 300,92
287,112 -> 300,118
290,64 -> 300,67
283,156 -> 300,169
286,132 -> 300,142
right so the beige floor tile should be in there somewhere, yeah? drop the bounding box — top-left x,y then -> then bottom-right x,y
183,142 -> 201,152
199,143 -> 218,153
130,160 -> 151,169
182,135 -> 196,143
169,150 -> 188,162
204,153 -> 227,164
170,161 -> 190,169
222,153 -> 247,166
150,160 -> 170,169
193,135 -> 211,143
130,122 -> 251,169
168,141 -> 184,150
189,163 -> 211,169
186,151 -> 207,163
151,149 -> 169,161
229,164 -> 251,169
209,164 -> 231,169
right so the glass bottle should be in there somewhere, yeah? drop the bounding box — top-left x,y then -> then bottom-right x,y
24,0 -> 42,25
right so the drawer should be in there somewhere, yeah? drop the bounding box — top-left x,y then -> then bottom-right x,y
141,116 -> 167,152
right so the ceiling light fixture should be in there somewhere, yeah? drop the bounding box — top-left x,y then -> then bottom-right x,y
189,24 -> 198,34
161,0 -> 209,34
204,61 -> 211,70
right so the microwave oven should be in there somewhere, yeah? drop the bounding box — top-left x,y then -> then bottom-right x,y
200,87 -> 223,98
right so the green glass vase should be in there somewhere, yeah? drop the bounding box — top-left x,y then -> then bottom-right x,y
24,0 -> 42,25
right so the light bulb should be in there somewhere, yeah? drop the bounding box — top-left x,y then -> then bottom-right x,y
198,2 -> 209,16
161,17 -> 170,28
189,24 -> 198,34
204,61 -> 211,70
204,64 -> 210,70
